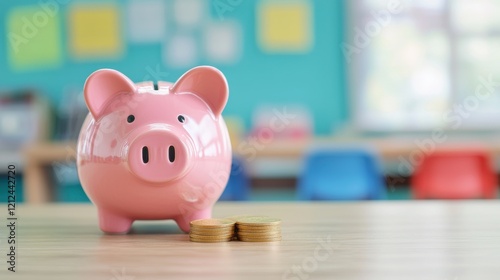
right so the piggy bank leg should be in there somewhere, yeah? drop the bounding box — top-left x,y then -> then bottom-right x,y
98,209 -> 133,234
175,208 -> 212,233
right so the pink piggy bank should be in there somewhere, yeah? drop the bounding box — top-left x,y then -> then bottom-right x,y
77,66 -> 232,234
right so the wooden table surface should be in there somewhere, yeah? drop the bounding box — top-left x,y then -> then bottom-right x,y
1,202 -> 500,280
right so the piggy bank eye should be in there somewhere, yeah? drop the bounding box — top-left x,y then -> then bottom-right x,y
178,115 -> 185,123
127,115 -> 135,123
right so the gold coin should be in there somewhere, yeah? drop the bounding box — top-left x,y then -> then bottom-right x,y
236,231 -> 281,238
191,227 -> 235,235
237,227 -> 281,232
189,229 -> 234,236
236,227 -> 281,233
189,230 -> 235,236
237,233 -> 281,238
236,226 -> 281,232
236,216 -> 281,226
236,225 -> 281,231
190,238 -> 232,243
190,218 -> 235,228
190,226 -> 235,233
189,234 -> 233,240
238,236 -> 282,242
190,224 -> 235,231
189,233 -> 234,239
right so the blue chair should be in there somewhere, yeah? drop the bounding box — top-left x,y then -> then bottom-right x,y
219,156 -> 250,201
297,148 -> 386,200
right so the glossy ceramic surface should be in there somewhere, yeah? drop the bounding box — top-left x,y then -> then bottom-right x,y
77,66 -> 232,234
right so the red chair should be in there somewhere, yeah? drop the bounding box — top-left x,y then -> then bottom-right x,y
412,149 -> 497,199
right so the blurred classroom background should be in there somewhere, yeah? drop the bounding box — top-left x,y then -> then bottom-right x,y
2,0 -> 500,203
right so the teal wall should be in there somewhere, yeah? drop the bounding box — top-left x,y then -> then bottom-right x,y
0,0 -> 347,135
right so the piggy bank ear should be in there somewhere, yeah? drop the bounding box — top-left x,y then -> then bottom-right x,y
84,69 -> 136,118
171,66 -> 228,116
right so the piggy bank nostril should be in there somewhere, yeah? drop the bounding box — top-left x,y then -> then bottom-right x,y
168,146 -> 175,163
142,146 -> 149,164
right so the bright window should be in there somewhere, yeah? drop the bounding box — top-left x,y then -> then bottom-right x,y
350,0 -> 500,131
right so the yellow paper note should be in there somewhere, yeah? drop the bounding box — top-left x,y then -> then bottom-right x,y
68,3 -> 123,59
257,0 -> 313,53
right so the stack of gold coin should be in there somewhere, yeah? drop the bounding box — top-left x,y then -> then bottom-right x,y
235,216 -> 281,242
189,218 -> 235,243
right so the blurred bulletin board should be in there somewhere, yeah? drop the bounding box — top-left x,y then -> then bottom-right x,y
0,0 -> 346,135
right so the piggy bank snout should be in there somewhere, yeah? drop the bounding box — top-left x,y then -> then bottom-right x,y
128,130 -> 190,183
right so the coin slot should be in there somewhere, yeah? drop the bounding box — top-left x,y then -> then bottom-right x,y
168,145 -> 175,163
142,146 -> 149,164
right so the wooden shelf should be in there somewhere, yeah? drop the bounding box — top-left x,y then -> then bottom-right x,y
23,141 -> 77,204
22,137 -> 500,203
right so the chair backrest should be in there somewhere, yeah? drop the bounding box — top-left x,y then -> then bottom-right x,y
297,148 -> 386,200
411,149 -> 497,199
219,156 -> 250,201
